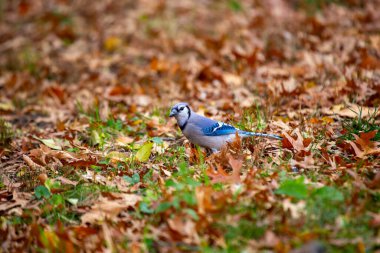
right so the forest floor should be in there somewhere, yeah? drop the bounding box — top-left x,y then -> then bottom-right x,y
1,0 -> 380,252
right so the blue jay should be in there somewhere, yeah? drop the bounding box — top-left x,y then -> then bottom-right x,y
169,102 -> 282,152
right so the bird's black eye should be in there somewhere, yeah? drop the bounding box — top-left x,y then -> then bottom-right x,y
179,107 -> 184,111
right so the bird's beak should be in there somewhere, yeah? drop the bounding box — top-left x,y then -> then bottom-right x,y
169,110 -> 176,117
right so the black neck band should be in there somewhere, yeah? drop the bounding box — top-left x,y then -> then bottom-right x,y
179,121 -> 188,131
186,106 -> 191,119
179,106 -> 191,131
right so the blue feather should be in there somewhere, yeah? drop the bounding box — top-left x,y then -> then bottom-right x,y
238,131 -> 282,140
202,122 -> 238,136
201,121 -> 282,140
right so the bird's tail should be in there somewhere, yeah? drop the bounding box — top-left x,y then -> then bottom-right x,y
238,131 -> 283,140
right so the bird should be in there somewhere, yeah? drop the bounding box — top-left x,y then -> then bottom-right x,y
169,102 -> 282,153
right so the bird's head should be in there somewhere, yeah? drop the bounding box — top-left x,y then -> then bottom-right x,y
169,102 -> 191,125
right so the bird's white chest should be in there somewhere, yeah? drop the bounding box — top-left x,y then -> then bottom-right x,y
183,125 -> 235,150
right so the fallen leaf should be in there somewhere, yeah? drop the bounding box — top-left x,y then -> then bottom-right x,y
282,199 -> 306,219
81,194 -> 141,224
33,137 -> 62,150
104,36 -> 122,52
321,104 -> 380,118
109,85 -> 131,96
56,176 -> 78,186
135,142 -> 153,162
347,130 -> 380,158
115,135 -> 134,146
282,129 -> 312,155
167,215 -> 200,243
0,102 -> 15,112
206,154 -> 242,184
106,151 -> 130,163
23,155 -> 45,171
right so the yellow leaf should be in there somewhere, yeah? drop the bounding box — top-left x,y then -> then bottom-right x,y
34,137 -> 62,150
305,81 -> 316,89
104,36 -> 122,52
132,119 -> 143,126
135,142 -> 153,162
321,116 -> 334,124
0,102 -> 15,112
106,151 -> 129,162
91,130 -> 101,146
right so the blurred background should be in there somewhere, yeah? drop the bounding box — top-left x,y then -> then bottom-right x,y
0,0 -> 379,123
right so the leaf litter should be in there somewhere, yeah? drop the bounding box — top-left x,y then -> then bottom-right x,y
0,0 -> 380,252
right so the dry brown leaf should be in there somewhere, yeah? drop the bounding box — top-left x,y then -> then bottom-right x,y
347,130 -> 380,158
167,215 -> 200,244
206,155 -> 242,184
282,129 -> 312,152
321,104 -> 380,118
81,194 -> 141,224
0,191 -> 31,213
115,135 -> 134,146
56,176 -> 78,186
195,186 -> 223,215
23,155 -> 45,171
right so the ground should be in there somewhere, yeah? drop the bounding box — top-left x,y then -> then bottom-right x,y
0,0 -> 380,252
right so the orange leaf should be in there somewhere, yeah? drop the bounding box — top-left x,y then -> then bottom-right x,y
206,165 -> 230,184
348,130 -> 380,158
282,129 -> 311,152
109,85 -> 131,96
356,130 -> 377,149
195,186 -> 215,215
228,154 -> 243,181
281,134 -> 294,149
206,154 -> 242,184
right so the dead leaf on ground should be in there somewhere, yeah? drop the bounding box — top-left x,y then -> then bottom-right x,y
321,104 -> 380,118
347,130 -> 380,158
81,194 -> 141,224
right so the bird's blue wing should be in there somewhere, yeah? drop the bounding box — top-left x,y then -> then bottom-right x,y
202,122 -> 238,136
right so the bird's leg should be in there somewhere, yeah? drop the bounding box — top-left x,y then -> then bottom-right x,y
205,148 -> 218,156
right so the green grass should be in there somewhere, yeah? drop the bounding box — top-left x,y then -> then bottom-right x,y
0,176 -> 5,190
75,102 -> 134,149
236,105 -> 267,132
32,179 -> 119,225
341,107 -> 380,141
227,0 -> 243,12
